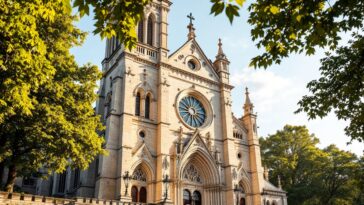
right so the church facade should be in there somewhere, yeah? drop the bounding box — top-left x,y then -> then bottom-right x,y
12,0 -> 287,204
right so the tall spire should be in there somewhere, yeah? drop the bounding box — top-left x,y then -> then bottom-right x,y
187,13 -> 196,40
244,87 -> 254,114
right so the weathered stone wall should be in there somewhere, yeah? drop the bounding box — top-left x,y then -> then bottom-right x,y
0,192 -> 153,205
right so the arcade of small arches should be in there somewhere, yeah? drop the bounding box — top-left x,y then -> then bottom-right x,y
264,200 -> 278,205
135,88 -> 153,119
137,13 -> 157,47
130,167 -> 148,203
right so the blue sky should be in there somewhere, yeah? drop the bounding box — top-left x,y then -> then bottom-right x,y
71,0 -> 363,156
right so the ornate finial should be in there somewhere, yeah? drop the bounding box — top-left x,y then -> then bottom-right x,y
187,13 -> 196,40
216,38 -> 227,59
278,175 -> 282,189
245,87 -> 252,104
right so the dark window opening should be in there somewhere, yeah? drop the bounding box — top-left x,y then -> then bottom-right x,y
147,16 -> 154,46
183,189 -> 191,205
145,94 -> 150,119
131,186 -> 138,202
73,168 -> 80,188
138,21 -> 144,42
58,172 -> 66,193
139,187 -> 147,203
135,92 -> 141,116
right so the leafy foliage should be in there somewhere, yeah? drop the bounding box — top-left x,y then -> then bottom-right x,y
260,125 -> 363,205
296,31 -> 364,142
0,0 -> 105,190
74,0 -> 151,50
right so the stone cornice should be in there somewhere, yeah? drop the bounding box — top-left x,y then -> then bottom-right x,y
160,62 -> 226,89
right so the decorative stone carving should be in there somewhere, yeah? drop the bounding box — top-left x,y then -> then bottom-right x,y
132,168 -> 146,182
183,164 -> 202,183
162,156 -> 169,170
232,168 -> 237,180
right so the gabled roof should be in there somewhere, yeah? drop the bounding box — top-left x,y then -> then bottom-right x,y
263,180 -> 287,193
168,38 -> 220,83
233,115 -> 248,133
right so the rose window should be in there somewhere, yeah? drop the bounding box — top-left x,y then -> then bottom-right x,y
178,96 -> 206,128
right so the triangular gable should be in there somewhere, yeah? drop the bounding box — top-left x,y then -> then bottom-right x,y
233,116 -> 248,134
181,129 -> 215,161
132,141 -> 154,163
168,39 -> 220,83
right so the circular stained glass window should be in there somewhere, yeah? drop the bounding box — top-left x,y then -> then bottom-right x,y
178,96 -> 206,128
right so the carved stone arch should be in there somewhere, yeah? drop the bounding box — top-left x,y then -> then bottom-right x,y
237,167 -> 252,194
179,141 -> 220,185
133,82 -> 156,99
134,86 -> 145,97
130,159 -> 155,182
145,90 -> 155,102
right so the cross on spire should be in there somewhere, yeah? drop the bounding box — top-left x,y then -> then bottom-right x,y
187,12 -> 195,25
187,12 -> 196,40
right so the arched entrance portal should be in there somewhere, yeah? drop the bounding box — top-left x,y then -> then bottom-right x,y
179,145 -> 222,205
130,164 -> 151,203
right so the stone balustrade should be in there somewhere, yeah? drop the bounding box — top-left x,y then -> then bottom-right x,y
0,192 -> 153,205
134,44 -> 158,62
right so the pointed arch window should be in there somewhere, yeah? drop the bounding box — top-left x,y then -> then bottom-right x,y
138,21 -> 144,43
147,16 -> 154,46
131,186 -> 138,202
135,92 -> 141,116
58,171 -> 66,193
193,191 -> 202,205
145,94 -> 151,119
183,189 -> 191,205
139,187 -> 147,203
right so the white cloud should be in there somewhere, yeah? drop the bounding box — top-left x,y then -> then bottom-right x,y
231,67 -> 302,113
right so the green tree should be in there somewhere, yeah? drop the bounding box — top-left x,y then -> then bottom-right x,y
296,33 -> 364,142
260,125 -> 324,205
261,125 -> 362,205
0,0 -> 105,191
72,0 -> 364,142
307,145 -> 359,205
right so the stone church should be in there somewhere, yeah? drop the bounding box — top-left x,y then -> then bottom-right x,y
10,0 -> 287,204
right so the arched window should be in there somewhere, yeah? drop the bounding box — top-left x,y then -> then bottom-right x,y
139,187 -> 147,203
145,94 -> 150,119
138,21 -> 144,43
193,191 -> 202,205
183,189 -> 191,205
266,200 -> 270,205
147,15 -> 154,46
135,92 -> 141,116
131,186 -> 138,202
240,198 -> 246,205
58,171 -> 66,193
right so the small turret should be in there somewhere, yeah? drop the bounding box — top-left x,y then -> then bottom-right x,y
243,87 -> 254,115
213,39 -> 230,84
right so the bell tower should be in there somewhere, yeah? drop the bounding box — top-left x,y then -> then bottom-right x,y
242,88 -> 264,205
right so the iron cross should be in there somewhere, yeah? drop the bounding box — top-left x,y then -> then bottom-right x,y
187,12 -> 195,25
